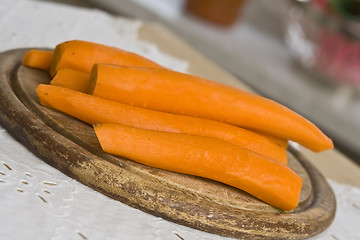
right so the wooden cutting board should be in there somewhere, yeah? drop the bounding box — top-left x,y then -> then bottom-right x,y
0,49 -> 336,240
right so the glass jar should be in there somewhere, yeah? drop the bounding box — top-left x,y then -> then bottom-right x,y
285,0 -> 360,95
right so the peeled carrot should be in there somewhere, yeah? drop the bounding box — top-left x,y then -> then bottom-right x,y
49,40 -> 162,77
94,123 -> 302,211
22,49 -> 53,71
253,130 -> 289,149
50,68 -> 89,92
36,84 -> 288,163
88,64 -> 333,153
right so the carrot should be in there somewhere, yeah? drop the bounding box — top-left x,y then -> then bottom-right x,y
49,40 -> 162,77
50,68 -> 89,92
22,49 -> 53,71
94,123 -> 303,211
88,64 -> 333,152
36,84 -> 288,163
253,130 -> 289,149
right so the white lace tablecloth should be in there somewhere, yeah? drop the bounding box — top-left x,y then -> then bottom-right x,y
1,1 -> 360,239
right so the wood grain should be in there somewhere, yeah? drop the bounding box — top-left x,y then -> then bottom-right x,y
0,49 -> 336,239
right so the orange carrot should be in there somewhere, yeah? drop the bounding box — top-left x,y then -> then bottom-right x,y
36,84 -> 288,163
253,130 -> 289,149
50,40 -> 162,77
94,123 -> 303,211
22,49 -> 53,71
50,68 -> 89,92
88,64 -> 333,153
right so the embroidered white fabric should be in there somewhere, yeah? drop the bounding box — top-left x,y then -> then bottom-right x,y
0,1 -> 359,239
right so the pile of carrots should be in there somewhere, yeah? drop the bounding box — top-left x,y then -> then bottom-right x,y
23,40 -> 334,211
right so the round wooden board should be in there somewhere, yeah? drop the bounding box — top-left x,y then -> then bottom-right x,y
0,49 -> 336,239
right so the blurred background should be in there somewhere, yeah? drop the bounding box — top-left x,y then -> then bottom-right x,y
40,0 -> 360,164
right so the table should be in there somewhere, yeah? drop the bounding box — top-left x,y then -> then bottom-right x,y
1,1 -> 360,239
